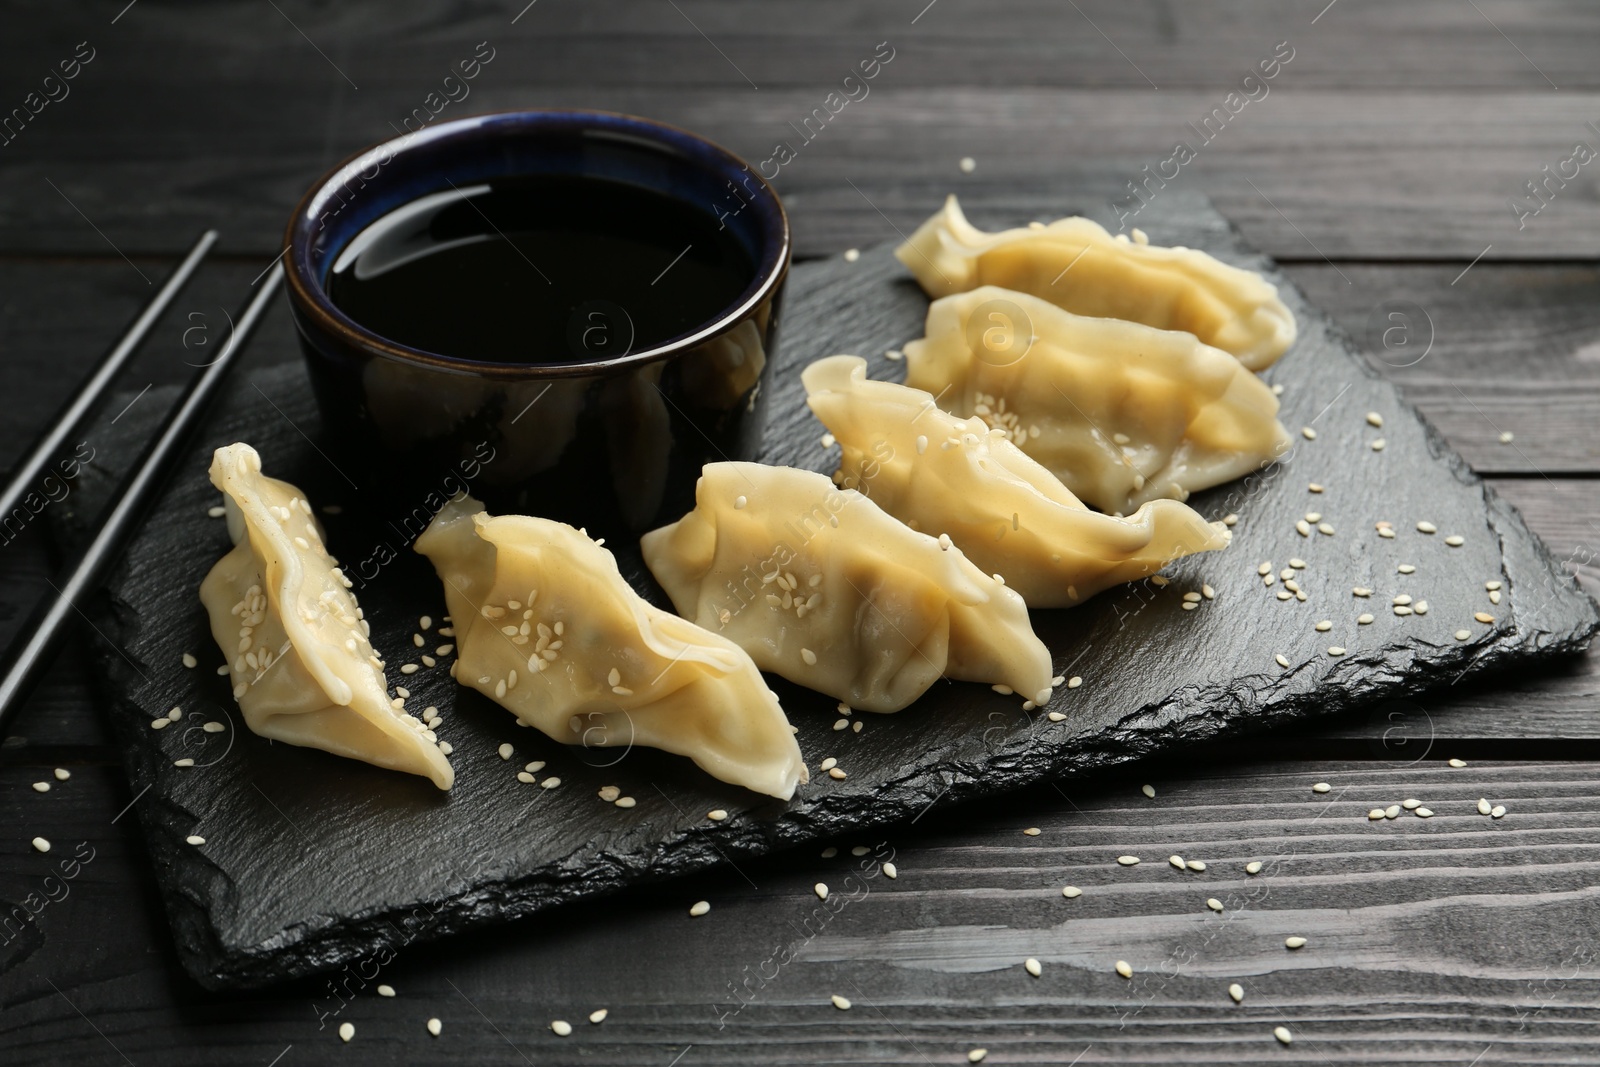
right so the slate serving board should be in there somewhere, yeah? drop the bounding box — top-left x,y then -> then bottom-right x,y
70,191 -> 1597,989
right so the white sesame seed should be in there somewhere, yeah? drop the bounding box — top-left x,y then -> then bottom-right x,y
1318,522 -> 1335,536
815,883 -> 829,900
1258,562 -> 1273,576
53,768 -> 69,781
30,836 -> 50,852
150,717 -> 170,730
1296,520 -> 1311,537
1115,960 -> 1133,978
1445,535 -> 1464,547
708,809 -> 728,821
843,248 -> 860,263
1499,430 -> 1515,443
1353,587 -> 1372,597
1371,438 -> 1386,451
1394,595 -> 1413,606
551,1020 -> 572,1037
1449,758 -> 1467,767
1368,808 -> 1387,820
853,720 -> 864,733
1245,861 -> 1262,875
883,862 -> 898,879
1285,936 -> 1307,949
801,648 -> 817,666
1378,527 -> 1396,538
1328,646 -> 1346,656
31,781 -> 48,793
1229,983 -> 1245,1003
1117,855 -> 1140,866
1398,564 -> 1416,575
1366,412 -> 1384,427
1301,427 -> 1317,440
1062,885 -> 1082,898
1308,482 -> 1324,493
828,767 -> 847,780
1025,958 -> 1042,977
1358,613 -> 1374,624
1183,591 -> 1202,603
376,984 -> 395,997
498,743 -> 513,760
1223,513 -> 1239,526
968,1050 -> 987,1064
1142,784 -> 1156,799
1207,898 -> 1224,912
589,1009 -> 608,1024
1455,630 -> 1472,641
1067,676 -> 1083,689
1315,620 -> 1332,632
1416,807 -> 1434,818
1275,1025 -> 1293,1045
689,900 -> 711,916
1312,782 -> 1331,793
1275,653 -> 1291,668
427,1018 -> 442,1036
1489,590 -> 1502,605
1170,854 -> 1186,869
959,156 -> 976,172
1402,798 -> 1421,810
186,835 -> 205,845
1417,521 -> 1437,534
1022,827 -> 1041,837
1477,797 -> 1492,815
516,772 -> 535,784
207,505 -> 226,518
831,993 -> 853,1009
173,758 -> 194,767
1386,804 -> 1401,819
1492,805 -> 1506,818
339,1022 -> 355,1042
820,757 -> 838,771
541,777 -> 561,789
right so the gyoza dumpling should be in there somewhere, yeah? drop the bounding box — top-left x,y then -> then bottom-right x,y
415,496 -> 806,800
199,443 -> 454,789
641,463 -> 1055,713
904,287 -> 1292,514
803,356 -> 1230,606
897,195 -> 1296,370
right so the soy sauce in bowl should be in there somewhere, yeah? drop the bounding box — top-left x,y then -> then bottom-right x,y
325,174 -> 755,365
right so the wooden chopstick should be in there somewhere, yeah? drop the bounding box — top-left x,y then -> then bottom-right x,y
0,262 -> 285,734
0,230 -> 217,531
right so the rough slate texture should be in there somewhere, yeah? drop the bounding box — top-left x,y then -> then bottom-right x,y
69,191 -> 1598,989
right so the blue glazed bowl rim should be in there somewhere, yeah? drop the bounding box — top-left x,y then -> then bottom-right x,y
284,109 -> 790,380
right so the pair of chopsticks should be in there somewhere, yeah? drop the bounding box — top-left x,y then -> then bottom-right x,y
0,232 -> 284,733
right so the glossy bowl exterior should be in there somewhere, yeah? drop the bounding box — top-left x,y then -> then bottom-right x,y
284,110 -> 788,536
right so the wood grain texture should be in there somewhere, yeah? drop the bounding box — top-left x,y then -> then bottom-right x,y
4,757 -> 1600,1064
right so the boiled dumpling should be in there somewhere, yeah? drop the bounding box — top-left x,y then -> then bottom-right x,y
802,356 -> 1230,606
414,496 -> 806,799
641,462 -> 1055,713
897,195 -> 1296,370
198,443 -> 454,789
904,287 -> 1292,514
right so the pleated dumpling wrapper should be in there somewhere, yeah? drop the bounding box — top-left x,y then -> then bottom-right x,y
414,496 -> 807,800
896,195 -> 1296,370
198,443 -> 454,789
904,287 -> 1293,514
641,462 -> 1055,713
802,356 -> 1230,607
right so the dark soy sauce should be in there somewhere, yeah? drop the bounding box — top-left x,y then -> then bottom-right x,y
327,175 -> 755,364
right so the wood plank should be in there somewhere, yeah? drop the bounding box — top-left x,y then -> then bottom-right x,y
5,758 -> 1600,1063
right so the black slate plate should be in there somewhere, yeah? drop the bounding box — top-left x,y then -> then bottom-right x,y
73,192 -> 1597,989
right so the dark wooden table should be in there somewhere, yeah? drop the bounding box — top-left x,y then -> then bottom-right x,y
3,2 -> 1599,1063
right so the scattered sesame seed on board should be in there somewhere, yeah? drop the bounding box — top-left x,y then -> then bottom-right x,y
820,757 -> 838,771
708,809 -> 727,821
1328,646 -> 1346,656
1273,383 -> 1285,395
1385,804 -> 1401,819
1358,613 -> 1374,624
1258,562 -> 1273,576
828,768 -> 847,780
1115,960 -> 1133,978
31,782 -> 48,793
815,883 -> 830,900
1500,430 -> 1514,443
1445,535 -> 1465,547
377,984 -> 396,997
497,743 -> 513,760
551,1020 -> 572,1037
1067,676 -> 1083,689
1025,958 -> 1043,977
1315,620 -> 1332,632
1275,653 -> 1291,668
1245,861 -> 1263,875
1486,580 -> 1502,591
1023,827 -> 1041,836
1449,758 -> 1467,767
186,835 -> 205,846
1475,612 -> 1495,624
31,837 -> 50,852
1402,798 -> 1421,810
1285,936 -> 1307,949
590,1009 -> 608,1024
1353,587 -> 1372,597
53,768 -> 69,781
339,1022 -> 355,1042
831,993 -> 852,1009
427,1018 -> 442,1036
1296,520 -> 1311,537
1398,564 -> 1415,575
1417,520 -> 1438,534
1455,630 -> 1472,641
1308,482 -> 1324,493
689,900 -> 711,917
1318,522 -> 1335,536
1312,782 -> 1331,793
1301,427 -> 1317,440
1223,513 -> 1239,526
1170,855 -> 1186,869
1368,808 -> 1387,820
959,156 -> 976,172
614,796 -> 637,808
1142,784 -> 1156,798
1207,898 -> 1224,912
1477,798 -> 1492,815
1117,855 -> 1141,866
968,1050 -> 987,1064
852,720 -> 864,733
1229,983 -> 1245,1003
1062,885 -> 1082,898
1371,438 -> 1386,451
1275,1026 -> 1293,1045
833,719 -> 849,731
842,249 -> 860,263
173,758 -> 194,768
1492,805 -> 1507,818
1416,807 -> 1434,818
883,862 -> 898,879
207,505 -> 226,518
516,772 -> 535,784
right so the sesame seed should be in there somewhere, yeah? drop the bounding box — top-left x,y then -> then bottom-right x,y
150,717 -> 170,730
1475,612 -> 1495,624
1394,595 -> 1413,606
186,835 -> 205,846
1318,522 -> 1335,536
1315,620 -> 1332,632
1022,956 -> 1043,978
1023,827 -> 1041,836
1416,807 -> 1434,818
1229,983 -> 1245,1003
1207,898 -> 1224,912
615,796 -> 636,808
1142,784 -> 1156,799
181,652 -> 197,669
1067,676 -> 1083,689
708,809 -> 728,821
1486,580 -> 1503,591
1328,646 -> 1346,656
1273,383 -> 1285,395
551,1020 -> 572,1037
1275,653 -> 1290,668
427,1018 -> 442,1036
1312,782 -> 1331,793
801,648 -> 817,666
1258,562 -> 1273,576
1445,535 -> 1464,547
1414,601 -> 1429,615
1223,513 -> 1239,526
1062,885 -> 1081,898
1117,855 -> 1140,866
1477,797 -> 1492,815
498,743 -> 513,760
1170,854 -> 1186,869
525,761 -> 545,773
517,772 -> 535,784
959,156 -> 976,172
207,505 -> 226,518
689,900 -> 711,916
53,768 -> 69,781
815,882 -> 829,900
1296,520 -> 1311,537
734,495 -> 747,509
1371,438 -> 1386,451
31,836 -> 50,852
968,1050 -> 987,1064
1245,861 -> 1263,875
1378,527 -> 1396,538
31,781 -> 48,793
820,757 -> 837,771
1402,798 -> 1421,809
1353,587 -> 1372,597
1275,1026 -> 1293,1045
1308,482 -> 1324,493
832,993 -> 853,1009
339,1022 -> 355,1042
853,720 -> 864,733
1366,412 -> 1384,427
174,758 -> 194,767
1398,564 -> 1416,575
1417,521 -> 1437,534
1183,591 -> 1202,603
1358,613 -> 1374,624
843,249 -> 860,263
1455,629 -> 1472,641
828,767 -> 847,780
589,1008 -> 608,1024
1285,936 -> 1307,949
883,862 -> 898,879
1489,590 -> 1501,605
1492,805 -> 1507,818
377,984 -> 395,997
1450,758 -> 1467,767
1394,606 -> 1413,616
1386,804 -> 1402,819
1301,427 -> 1317,440
1368,808 -> 1386,820
1115,960 -> 1133,978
